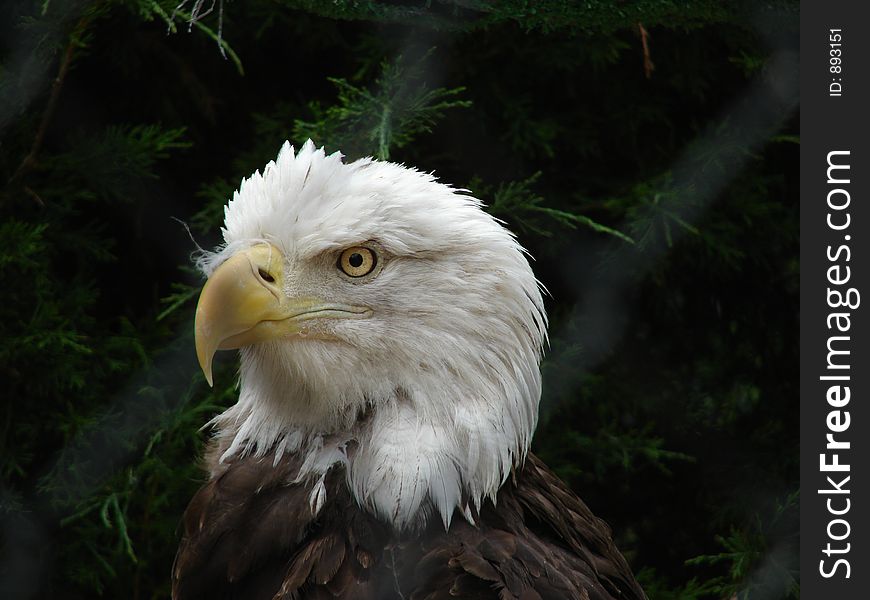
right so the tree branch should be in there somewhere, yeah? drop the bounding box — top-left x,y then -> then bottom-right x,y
637,22 -> 655,79
9,17 -> 87,188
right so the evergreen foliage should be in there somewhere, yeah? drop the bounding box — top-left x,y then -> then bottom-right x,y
0,0 -> 798,598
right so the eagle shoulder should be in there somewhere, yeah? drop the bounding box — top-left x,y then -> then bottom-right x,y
173,448 -> 646,600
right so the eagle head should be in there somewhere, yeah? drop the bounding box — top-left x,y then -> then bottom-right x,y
194,140 -> 547,529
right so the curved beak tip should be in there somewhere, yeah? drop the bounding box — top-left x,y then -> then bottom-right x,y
195,334 -> 216,387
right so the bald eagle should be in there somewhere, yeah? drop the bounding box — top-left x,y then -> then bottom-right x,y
174,141 -> 647,600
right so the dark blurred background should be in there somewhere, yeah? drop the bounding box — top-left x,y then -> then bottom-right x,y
0,1 -> 798,598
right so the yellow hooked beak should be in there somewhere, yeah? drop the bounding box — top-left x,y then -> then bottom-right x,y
194,244 -> 370,386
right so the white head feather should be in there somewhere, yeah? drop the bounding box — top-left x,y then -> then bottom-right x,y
200,140 -> 547,530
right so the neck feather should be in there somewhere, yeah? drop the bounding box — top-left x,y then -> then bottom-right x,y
207,345 -> 540,531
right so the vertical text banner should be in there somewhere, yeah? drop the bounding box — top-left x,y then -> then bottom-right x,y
801,1 -> 869,597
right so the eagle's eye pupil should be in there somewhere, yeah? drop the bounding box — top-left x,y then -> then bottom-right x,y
349,253 -> 364,268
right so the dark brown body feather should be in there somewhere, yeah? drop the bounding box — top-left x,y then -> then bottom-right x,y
173,446 -> 647,600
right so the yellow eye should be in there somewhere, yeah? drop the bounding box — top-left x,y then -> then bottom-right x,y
338,247 -> 377,277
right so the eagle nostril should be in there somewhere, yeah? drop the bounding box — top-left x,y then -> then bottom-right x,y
258,268 -> 275,283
